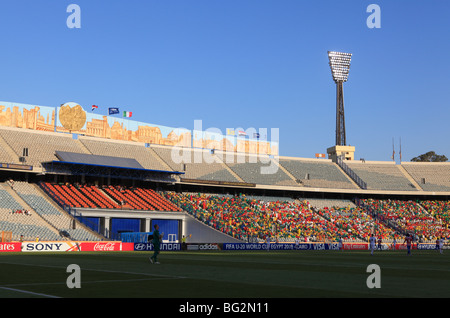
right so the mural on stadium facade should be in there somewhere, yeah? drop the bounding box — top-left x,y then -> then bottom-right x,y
0,101 -> 278,155
55,103 -> 192,147
0,101 -> 55,131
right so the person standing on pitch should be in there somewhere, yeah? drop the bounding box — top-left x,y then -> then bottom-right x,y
392,237 -> 397,251
150,224 -> 163,264
369,234 -> 376,255
403,234 -> 413,256
438,237 -> 444,254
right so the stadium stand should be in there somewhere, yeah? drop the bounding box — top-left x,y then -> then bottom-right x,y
12,181 -> 100,241
0,139 -> 15,163
41,182 -> 182,212
78,137 -> 171,171
279,157 -> 357,189
313,205 -> 399,242
300,198 -> 356,209
0,124 -> 449,244
40,182 -> 122,209
0,126 -> 87,167
421,200 -> 450,227
345,161 -> 417,191
220,153 -> 298,186
151,146 -> 241,183
162,192 -> 375,242
401,162 -> 450,192
359,198 -> 450,241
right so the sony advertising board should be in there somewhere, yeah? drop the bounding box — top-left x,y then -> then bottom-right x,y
21,241 -> 132,252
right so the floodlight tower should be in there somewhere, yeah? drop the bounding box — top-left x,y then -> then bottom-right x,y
328,51 -> 352,146
326,51 -> 355,163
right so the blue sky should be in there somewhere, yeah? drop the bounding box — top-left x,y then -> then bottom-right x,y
0,0 -> 448,162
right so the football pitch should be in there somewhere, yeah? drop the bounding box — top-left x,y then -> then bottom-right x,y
0,249 -> 449,300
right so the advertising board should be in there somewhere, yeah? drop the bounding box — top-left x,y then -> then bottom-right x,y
22,242 -> 82,252
222,243 -> 341,251
21,241 -> 130,252
134,242 -> 181,251
0,242 -> 22,252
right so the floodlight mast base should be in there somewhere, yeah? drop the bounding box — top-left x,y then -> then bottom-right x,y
336,81 -> 346,146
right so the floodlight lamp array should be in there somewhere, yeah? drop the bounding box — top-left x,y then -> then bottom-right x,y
328,51 -> 352,83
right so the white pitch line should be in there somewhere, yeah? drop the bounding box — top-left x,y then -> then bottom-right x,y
3,276 -> 182,288
0,260 -> 186,298
0,260 -> 187,279
0,286 -> 60,298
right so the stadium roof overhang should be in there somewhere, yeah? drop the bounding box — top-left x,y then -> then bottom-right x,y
41,151 -> 183,181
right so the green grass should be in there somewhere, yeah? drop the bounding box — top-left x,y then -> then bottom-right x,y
0,249 -> 449,299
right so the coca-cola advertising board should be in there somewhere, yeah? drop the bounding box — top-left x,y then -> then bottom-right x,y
79,242 -> 134,251
80,241 -> 123,252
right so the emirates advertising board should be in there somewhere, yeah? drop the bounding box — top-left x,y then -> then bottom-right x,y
0,242 -> 22,252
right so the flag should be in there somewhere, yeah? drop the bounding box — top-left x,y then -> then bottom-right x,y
109,107 -> 119,115
123,111 -> 132,118
91,105 -> 98,111
238,130 -> 247,137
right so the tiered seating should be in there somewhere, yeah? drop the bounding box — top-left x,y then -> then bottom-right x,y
103,186 -> 150,210
402,163 -> 450,192
79,137 -> 170,171
0,127 -> 86,167
152,146 -> 240,182
223,153 -> 298,186
0,142 -> 14,163
51,183 -> 92,208
135,188 -> 182,212
0,186 -> 24,212
12,182 -> 99,241
78,185 -> 121,209
360,198 -> 450,241
41,181 -> 181,212
313,205 -> 399,241
0,218 -> 61,241
103,186 -> 182,211
303,198 -> 356,210
163,192 -> 357,242
420,200 -> 450,228
41,182 -> 121,209
345,162 -> 417,191
0,184 -> 61,241
279,158 -> 357,189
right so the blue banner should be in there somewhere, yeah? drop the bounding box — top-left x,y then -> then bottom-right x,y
108,107 -> 119,115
